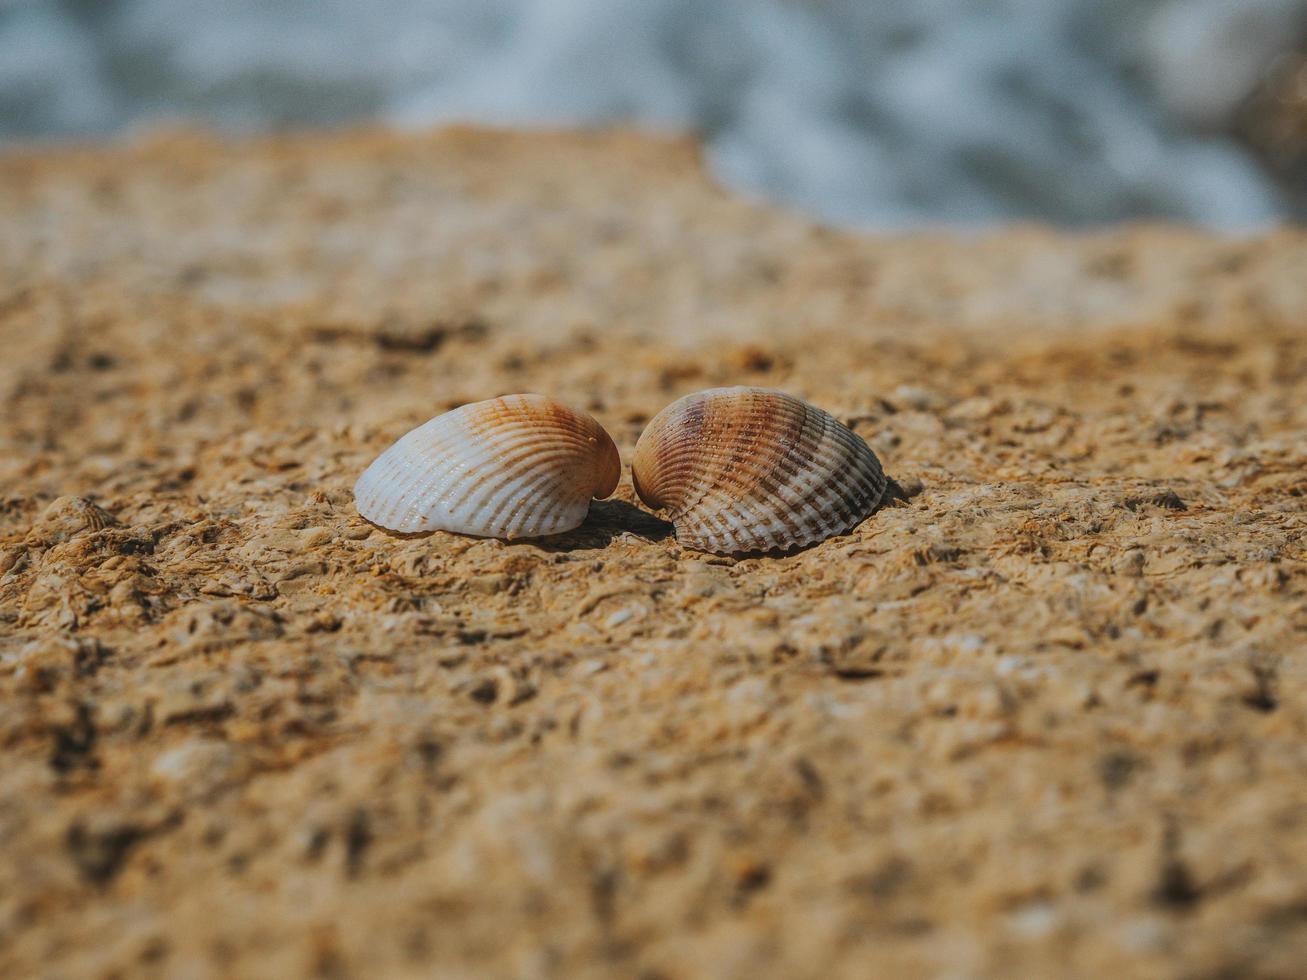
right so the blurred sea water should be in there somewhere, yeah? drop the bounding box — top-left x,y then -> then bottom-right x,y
0,0 -> 1303,228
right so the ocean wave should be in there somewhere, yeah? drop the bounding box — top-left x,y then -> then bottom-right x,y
1,0 -> 1302,228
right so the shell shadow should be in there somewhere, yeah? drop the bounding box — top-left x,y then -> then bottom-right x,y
351,500 -> 671,550
522,498 -> 674,553
354,516 -> 435,540
878,476 -> 915,508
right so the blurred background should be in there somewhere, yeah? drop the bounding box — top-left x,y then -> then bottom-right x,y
1,0 -> 1304,229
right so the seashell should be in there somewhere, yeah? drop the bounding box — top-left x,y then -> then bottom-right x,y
354,394 -> 620,539
25,495 -> 117,548
632,387 -> 886,555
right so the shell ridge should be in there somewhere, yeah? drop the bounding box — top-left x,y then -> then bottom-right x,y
460,446 -> 595,535
355,437 -> 456,532
802,426 -> 874,534
487,458 -> 589,536
659,390 -> 802,521
823,420 -> 887,511
355,394 -> 615,538
762,402 -> 832,538
708,391 -> 806,510
630,387 -> 888,554
722,495 -> 778,552
647,396 -> 720,515
639,389 -> 723,514
729,407 -> 829,542
366,412 -> 480,530
440,426 -> 598,517
806,418 -> 885,532
461,438 -> 593,520
446,406 -> 616,532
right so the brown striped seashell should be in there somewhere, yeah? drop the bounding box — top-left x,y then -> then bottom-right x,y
354,394 -> 620,539
632,387 -> 887,555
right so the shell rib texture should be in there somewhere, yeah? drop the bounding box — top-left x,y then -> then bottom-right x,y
354,394 -> 620,539
632,387 -> 886,555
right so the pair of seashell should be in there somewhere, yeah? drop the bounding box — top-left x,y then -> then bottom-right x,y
353,387 -> 887,555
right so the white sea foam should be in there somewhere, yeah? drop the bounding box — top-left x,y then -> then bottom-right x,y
0,0 -> 1301,228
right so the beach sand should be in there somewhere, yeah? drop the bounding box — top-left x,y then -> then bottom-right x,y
2,127 -> 1306,978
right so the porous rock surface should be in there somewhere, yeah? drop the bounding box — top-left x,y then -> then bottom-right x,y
1,127 -> 1306,979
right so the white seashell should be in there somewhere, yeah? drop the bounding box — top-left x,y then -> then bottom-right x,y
632,387 -> 886,555
354,394 -> 620,539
